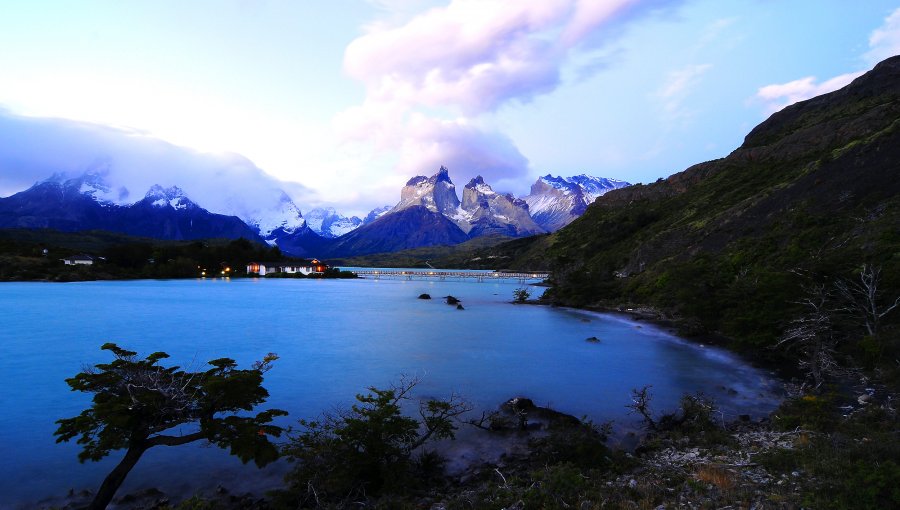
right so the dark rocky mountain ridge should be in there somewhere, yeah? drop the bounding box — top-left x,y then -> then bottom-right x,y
0,175 -> 264,243
471,55 -> 900,353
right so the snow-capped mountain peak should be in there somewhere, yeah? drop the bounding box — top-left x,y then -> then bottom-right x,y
525,173 -> 631,231
39,171 -> 129,204
240,190 -> 307,239
305,207 -> 362,238
460,175 -> 544,237
394,166 -> 461,217
143,185 -> 195,210
362,205 -> 392,225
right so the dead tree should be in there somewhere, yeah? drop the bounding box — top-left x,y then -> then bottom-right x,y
777,283 -> 840,390
835,264 -> 900,336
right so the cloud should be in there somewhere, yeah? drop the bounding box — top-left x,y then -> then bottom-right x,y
865,7 -> 900,65
0,110 -> 316,220
755,7 -> 900,115
755,72 -> 863,115
345,0 -> 671,114
396,114 -> 529,185
659,64 -> 712,102
339,0 -> 681,188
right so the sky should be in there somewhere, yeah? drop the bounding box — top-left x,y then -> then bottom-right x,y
1,0 -> 899,217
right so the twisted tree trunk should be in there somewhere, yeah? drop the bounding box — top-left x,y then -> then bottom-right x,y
87,442 -> 148,510
87,431 -> 206,509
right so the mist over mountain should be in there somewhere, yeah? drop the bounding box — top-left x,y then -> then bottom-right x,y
0,173 -> 262,242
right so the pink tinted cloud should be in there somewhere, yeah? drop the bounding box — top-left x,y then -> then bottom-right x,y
756,72 -> 863,115
396,115 -> 529,184
345,0 -> 647,114
339,0 -> 679,186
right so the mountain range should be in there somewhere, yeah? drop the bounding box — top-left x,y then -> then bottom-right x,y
0,165 -> 627,257
0,173 -> 263,242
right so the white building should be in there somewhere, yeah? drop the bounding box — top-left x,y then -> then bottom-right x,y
246,259 -> 327,276
61,255 -> 94,266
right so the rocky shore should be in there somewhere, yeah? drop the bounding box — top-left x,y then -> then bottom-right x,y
38,378 -> 898,509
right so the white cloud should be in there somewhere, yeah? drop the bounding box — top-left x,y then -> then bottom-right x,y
755,72 -> 863,115
865,7 -> 900,65
755,7 -> 900,115
657,63 -> 713,122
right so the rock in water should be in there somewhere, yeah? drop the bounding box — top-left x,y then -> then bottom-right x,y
445,295 -> 460,305
418,293 -> 432,300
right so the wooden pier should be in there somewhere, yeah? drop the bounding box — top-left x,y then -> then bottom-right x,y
347,269 -> 549,282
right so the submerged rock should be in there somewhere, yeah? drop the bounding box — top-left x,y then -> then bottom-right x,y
457,304 -> 465,310
586,336 -> 601,343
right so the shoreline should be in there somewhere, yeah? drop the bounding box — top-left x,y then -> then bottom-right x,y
533,297 -> 800,381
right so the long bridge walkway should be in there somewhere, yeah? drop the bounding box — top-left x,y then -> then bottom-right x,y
347,268 -> 550,282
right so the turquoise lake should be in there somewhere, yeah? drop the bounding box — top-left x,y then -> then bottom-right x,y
0,277 -> 782,507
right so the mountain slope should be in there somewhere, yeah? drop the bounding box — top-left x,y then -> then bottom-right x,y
479,56 -> 900,352
322,205 -> 469,257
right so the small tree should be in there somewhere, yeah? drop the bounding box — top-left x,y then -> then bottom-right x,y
513,287 -> 531,303
280,376 -> 470,506
55,343 -> 287,510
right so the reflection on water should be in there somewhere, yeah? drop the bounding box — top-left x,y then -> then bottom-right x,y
0,278 -> 781,505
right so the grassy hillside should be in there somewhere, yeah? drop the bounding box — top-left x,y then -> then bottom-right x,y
479,57 -> 900,369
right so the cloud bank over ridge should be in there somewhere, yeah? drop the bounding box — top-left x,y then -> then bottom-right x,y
0,109 -> 314,221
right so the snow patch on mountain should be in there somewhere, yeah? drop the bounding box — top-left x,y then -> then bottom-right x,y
524,174 -> 630,231
305,207 -> 362,238
144,185 -> 195,210
362,205 -> 391,225
239,191 -> 307,238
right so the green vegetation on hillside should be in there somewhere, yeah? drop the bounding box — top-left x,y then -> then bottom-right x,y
474,58 -> 900,377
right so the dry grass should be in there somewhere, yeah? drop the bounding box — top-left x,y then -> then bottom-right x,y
694,464 -> 736,492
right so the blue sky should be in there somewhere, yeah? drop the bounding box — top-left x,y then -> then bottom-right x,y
1,0 -> 899,216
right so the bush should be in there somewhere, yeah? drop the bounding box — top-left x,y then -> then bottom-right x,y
277,377 -> 469,507
513,287 -> 530,302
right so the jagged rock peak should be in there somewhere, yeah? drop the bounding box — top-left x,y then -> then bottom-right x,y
145,184 -> 186,200
433,166 -> 452,183
468,176 -> 494,191
461,175 -> 544,237
305,207 -> 362,238
144,185 -> 195,210
363,205 -> 391,224
395,166 -> 461,216
405,175 -> 428,186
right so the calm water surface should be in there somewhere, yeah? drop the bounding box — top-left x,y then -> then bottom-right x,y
0,277 -> 781,507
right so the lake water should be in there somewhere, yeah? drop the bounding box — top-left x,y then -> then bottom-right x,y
0,277 -> 782,507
